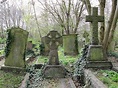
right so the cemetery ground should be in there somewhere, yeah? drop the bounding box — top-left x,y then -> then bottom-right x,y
0,45 -> 118,88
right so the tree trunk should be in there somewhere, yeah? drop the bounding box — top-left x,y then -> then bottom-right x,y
99,0 -> 106,44
84,0 -> 91,15
103,0 -> 117,51
108,4 -> 118,48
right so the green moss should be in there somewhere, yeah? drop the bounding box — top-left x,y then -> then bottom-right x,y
0,71 -> 24,88
89,48 -> 104,61
36,47 -> 78,66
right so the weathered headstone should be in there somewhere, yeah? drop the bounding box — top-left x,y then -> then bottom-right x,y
43,30 -> 66,78
63,34 -> 78,55
86,7 -> 112,68
63,34 -> 78,56
4,27 -> 28,68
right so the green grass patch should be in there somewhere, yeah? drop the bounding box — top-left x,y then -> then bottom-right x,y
0,50 -> 4,56
0,70 -> 24,88
95,70 -> 118,88
36,47 -> 79,65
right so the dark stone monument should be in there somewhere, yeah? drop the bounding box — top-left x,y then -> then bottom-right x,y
85,7 -> 112,68
4,27 -> 28,68
27,41 -> 33,51
43,30 -> 66,78
40,36 -> 50,56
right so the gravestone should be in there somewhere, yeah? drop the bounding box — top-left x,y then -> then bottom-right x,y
4,27 -> 28,68
85,7 -> 112,68
63,34 -> 78,55
43,30 -> 66,78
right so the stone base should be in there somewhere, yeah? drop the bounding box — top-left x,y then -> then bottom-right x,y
85,61 -> 112,69
42,65 -> 67,78
1,65 -> 26,74
87,45 -> 106,61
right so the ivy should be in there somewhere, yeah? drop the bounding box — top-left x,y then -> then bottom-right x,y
74,45 -> 89,78
5,29 -> 14,57
26,64 -> 45,88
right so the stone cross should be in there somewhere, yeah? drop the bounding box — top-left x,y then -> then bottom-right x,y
86,7 -> 104,45
45,30 -> 62,65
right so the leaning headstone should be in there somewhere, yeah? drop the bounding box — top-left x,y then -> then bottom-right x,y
86,7 -> 112,68
4,27 -> 28,68
43,30 -> 66,78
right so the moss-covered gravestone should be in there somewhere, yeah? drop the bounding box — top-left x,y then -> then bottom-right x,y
85,7 -> 112,68
63,34 -> 78,55
4,27 -> 28,68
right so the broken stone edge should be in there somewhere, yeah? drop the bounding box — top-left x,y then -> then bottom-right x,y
19,73 -> 29,88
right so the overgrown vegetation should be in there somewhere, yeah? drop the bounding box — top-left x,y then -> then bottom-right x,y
0,37 -> 6,44
108,51 -> 118,58
95,70 -> 118,88
0,70 -> 24,88
36,47 -> 78,66
0,50 -> 4,56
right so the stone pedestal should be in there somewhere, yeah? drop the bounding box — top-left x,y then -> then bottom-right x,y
86,45 -> 112,68
42,65 -> 67,78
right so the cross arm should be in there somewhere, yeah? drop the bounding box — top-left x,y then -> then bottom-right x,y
86,16 -> 104,22
86,15 -> 93,22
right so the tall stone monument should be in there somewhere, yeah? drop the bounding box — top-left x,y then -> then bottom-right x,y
4,27 -> 29,68
86,7 -> 112,68
43,30 -> 66,78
